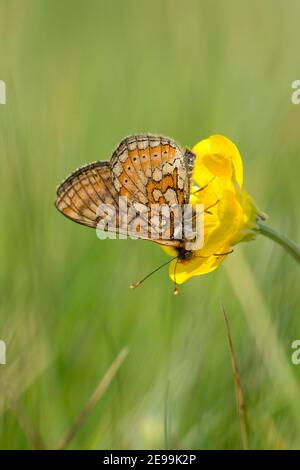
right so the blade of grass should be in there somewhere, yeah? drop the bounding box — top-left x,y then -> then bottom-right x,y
6,392 -> 46,450
225,252 -> 300,427
221,303 -> 249,450
164,379 -> 170,449
56,347 -> 129,450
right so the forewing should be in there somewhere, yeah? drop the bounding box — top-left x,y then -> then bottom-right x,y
110,134 -> 192,206
110,135 -> 195,243
55,160 -> 178,246
55,135 -> 195,246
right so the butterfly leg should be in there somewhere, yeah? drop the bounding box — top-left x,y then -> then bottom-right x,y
192,199 -> 220,220
204,199 -> 220,215
213,249 -> 234,259
191,177 -> 216,195
194,249 -> 234,259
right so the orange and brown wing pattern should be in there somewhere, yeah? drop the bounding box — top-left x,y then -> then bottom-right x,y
55,135 -> 195,245
54,158 -> 173,243
110,134 -> 194,207
109,134 -> 195,244
55,161 -> 118,228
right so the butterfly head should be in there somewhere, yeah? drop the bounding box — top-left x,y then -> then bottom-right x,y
176,247 -> 193,261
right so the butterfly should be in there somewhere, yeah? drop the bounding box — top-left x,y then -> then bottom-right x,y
55,134 -> 199,289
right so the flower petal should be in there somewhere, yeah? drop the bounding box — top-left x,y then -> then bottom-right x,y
160,245 -> 178,257
192,135 -> 243,188
159,134 -> 261,285
168,253 -> 226,284
200,189 -> 241,256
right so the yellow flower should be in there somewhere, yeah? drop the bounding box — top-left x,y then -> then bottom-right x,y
163,135 -> 265,284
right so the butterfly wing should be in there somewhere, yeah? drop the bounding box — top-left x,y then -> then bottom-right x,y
110,134 -> 194,206
55,159 -> 168,241
55,161 -> 118,228
110,134 -> 195,243
55,135 -> 195,245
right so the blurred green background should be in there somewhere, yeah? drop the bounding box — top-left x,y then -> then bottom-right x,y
1,0 -> 300,450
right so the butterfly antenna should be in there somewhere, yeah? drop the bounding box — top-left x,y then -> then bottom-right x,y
130,257 -> 177,290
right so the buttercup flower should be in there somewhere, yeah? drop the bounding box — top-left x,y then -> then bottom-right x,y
163,135 -> 265,284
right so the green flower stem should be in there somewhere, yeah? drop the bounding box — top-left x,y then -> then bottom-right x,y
257,221 -> 300,265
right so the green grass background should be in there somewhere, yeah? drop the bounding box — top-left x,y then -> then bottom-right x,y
0,0 -> 300,450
